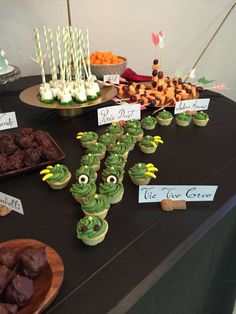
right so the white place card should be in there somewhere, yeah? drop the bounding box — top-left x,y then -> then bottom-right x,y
103,74 -> 120,84
174,98 -> 210,114
0,192 -> 24,215
97,103 -> 141,126
0,112 -> 18,131
139,185 -> 218,203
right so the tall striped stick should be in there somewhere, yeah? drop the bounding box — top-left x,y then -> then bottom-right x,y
43,26 -> 52,77
86,29 -> 92,80
34,28 -> 46,86
48,28 -> 58,84
56,27 -> 64,83
62,27 -> 68,87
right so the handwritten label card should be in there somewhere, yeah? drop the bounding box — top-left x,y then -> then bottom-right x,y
97,103 -> 140,126
174,99 -> 210,114
103,74 -> 120,84
139,185 -> 218,203
0,192 -> 24,215
0,112 -> 18,131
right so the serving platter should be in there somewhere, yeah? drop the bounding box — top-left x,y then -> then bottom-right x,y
0,239 -> 64,314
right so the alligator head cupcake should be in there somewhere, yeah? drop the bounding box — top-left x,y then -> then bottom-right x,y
192,111 -> 209,126
40,164 -> 71,190
119,133 -> 136,151
129,163 -> 158,186
98,133 -> 116,149
125,119 -> 141,130
76,131 -> 98,148
70,182 -> 96,203
77,215 -> 109,246
156,110 -> 173,126
75,165 -> 97,183
108,142 -> 129,159
80,153 -> 101,172
141,115 -> 157,130
175,112 -> 192,127
106,124 -> 124,140
105,153 -> 126,168
99,182 -> 124,204
102,165 -> 124,183
126,127 -> 144,142
139,135 -> 163,154
85,142 -> 106,160
81,194 -> 110,219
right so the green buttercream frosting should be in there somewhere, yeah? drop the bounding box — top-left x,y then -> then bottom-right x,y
129,163 -> 149,179
99,182 -> 124,198
120,133 -> 136,150
125,119 -> 141,129
47,164 -> 70,182
176,112 -> 192,121
80,131 -> 98,142
77,216 -> 107,239
108,142 -> 128,154
85,142 -> 106,154
75,165 -> 96,181
102,165 -> 124,179
98,133 -> 116,146
140,135 -> 155,148
81,154 -> 100,167
105,154 -> 126,168
70,182 -> 96,198
106,124 -> 124,135
81,194 -> 110,213
193,111 -> 209,120
141,116 -> 157,127
157,110 -> 173,119
126,127 -> 144,137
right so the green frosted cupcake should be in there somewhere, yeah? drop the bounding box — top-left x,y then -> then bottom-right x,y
139,135 -> 163,154
141,115 -> 157,130
128,163 -> 158,186
119,133 -> 136,151
81,154 -> 101,171
70,182 -> 96,203
156,110 -> 173,126
98,133 -> 116,149
99,182 -> 124,204
85,142 -> 107,160
108,142 -> 129,159
76,131 -> 98,148
126,127 -> 144,142
125,119 -> 141,130
175,112 -> 192,127
102,165 -> 125,183
81,193 -> 110,219
77,216 -> 109,246
192,111 -> 209,126
75,165 -> 97,183
106,124 -> 124,140
105,154 -> 126,168
40,164 -> 71,190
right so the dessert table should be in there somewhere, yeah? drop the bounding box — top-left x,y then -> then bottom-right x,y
0,76 -> 236,314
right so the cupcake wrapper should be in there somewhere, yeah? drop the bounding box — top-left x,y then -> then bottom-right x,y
134,134 -> 144,142
81,140 -> 97,149
47,172 -> 71,190
157,117 -> 173,126
80,220 -> 109,246
139,144 -> 157,154
141,124 -> 156,130
193,118 -> 209,127
82,208 -> 109,219
108,190 -> 124,204
176,119 -> 191,127
130,177 -> 151,186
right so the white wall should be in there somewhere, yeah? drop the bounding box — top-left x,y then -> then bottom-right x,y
0,0 -> 235,100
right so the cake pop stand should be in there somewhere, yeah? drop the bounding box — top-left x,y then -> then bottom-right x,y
19,84 -> 117,117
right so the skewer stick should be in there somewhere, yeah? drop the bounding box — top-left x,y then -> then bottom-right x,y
34,28 -> 46,86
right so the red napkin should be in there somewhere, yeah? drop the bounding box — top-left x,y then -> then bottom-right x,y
122,68 -> 152,82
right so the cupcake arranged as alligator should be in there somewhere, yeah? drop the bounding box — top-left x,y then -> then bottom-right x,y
77,215 -> 109,246
98,133 -> 116,149
175,112 -> 192,127
139,135 -> 163,154
70,182 -> 96,203
76,131 -> 98,148
80,154 -> 101,171
75,165 -> 97,183
106,124 -> 124,140
81,193 -> 110,219
129,163 -> 158,186
99,182 -> 124,204
40,164 -> 71,190
119,133 -> 136,151
102,165 -> 124,183
156,110 -> 173,126
141,115 -> 157,130
108,142 -> 129,159
105,153 -> 126,169
85,142 -> 106,160
192,111 -> 209,126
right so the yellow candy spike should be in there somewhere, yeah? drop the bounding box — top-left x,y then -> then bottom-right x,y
40,169 -> 51,175
154,139 -> 164,144
76,136 -> 82,139
47,165 -> 53,169
150,141 -> 157,147
77,132 -> 84,136
145,171 -> 157,179
154,135 -> 161,138
147,166 -> 158,172
146,163 -> 154,167
42,173 -> 54,181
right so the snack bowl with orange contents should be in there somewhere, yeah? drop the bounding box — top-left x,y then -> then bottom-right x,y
90,52 -> 127,80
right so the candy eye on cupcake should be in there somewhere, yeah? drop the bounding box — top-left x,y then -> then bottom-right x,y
78,174 -> 89,184
106,174 -> 118,184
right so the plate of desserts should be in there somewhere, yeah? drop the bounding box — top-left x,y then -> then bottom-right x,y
0,238 -> 64,314
0,128 -> 65,179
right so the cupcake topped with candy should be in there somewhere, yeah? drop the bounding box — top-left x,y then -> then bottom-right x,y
105,153 -> 126,168
129,162 -> 158,186
141,115 -> 157,130
192,111 -> 209,127
40,164 -> 71,190
81,154 -> 101,171
139,135 -> 163,154
102,165 -> 125,183
76,131 -> 98,148
75,165 -> 97,183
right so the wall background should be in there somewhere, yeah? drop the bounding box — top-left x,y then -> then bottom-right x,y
0,0 -> 235,100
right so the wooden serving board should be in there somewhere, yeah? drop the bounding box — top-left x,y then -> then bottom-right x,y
0,239 -> 64,314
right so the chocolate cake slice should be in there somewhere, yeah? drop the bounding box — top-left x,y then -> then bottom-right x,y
5,275 -> 33,307
20,247 -> 47,278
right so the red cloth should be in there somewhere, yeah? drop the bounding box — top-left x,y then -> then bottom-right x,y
122,68 -> 152,82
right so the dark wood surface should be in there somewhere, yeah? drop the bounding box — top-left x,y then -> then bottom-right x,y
0,76 -> 236,314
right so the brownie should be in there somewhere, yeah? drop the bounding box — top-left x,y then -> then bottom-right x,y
0,304 -> 18,314
0,132 -> 12,141
20,247 -> 47,278
0,249 -> 17,270
23,148 -> 41,167
0,265 -> 14,295
41,145 -> 60,161
19,128 -> 34,136
0,154 -> 8,174
14,134 -> 36,150
35,130 -> 52,146
0,138 -> 17,156
7,150 -> 25,171
5,275 -> 33,307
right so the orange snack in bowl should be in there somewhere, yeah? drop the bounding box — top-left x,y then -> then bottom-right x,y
90,52 -> 124,65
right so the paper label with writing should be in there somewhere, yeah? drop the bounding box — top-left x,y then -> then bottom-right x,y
97,103 -> 140,126
174,99 -> 210,114
0,192 -> 24,215
103,74 -> 120,84
0,112 -> 18,131
139,185 -> 218,203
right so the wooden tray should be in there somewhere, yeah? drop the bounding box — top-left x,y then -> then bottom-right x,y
0,239 -> 64,314
0,132 -> 65,179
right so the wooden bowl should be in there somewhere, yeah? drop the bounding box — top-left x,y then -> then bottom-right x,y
90,57 -> 127,80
